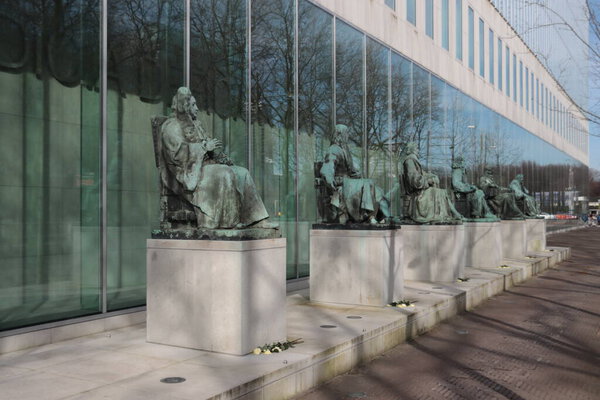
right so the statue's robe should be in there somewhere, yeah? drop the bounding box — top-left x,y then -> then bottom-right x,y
160,117 -> 269,229
509,179 -> 541,217
320,143 -> 389,223
399,154 -> 462,224
451,167 -> 494,218
479,176 -> 524,219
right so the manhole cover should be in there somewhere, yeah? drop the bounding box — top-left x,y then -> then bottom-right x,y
320,324 -> 337,329
160,377 -> 186,384
347,392 -> 367,398
346,315 -> 362,319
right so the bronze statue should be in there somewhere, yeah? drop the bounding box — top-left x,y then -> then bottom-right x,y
153,87 -> 276,236
509,174 -> 541,217
316,124 -> 390,224
451,156 -> 497,220
398,142 -> 462,224
479,168 -> 525,219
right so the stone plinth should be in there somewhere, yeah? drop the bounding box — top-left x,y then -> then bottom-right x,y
464,222 -> 502,268
402,224 -> 465,282
526,218 -> 546,252
501,220 -> 527,259
310,228 -> 403,306
146,238 -> 286,355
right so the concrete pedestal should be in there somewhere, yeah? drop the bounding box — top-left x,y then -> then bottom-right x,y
402,224 -> 465,282
464,222 -> 502,268
310,229 -> 403,306
526,219 -> 546,252
501,220 -> 527,259
146,238 -> 286,355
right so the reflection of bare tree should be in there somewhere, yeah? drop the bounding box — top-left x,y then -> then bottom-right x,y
190,0 -> 245,118
366,39 -> 388,150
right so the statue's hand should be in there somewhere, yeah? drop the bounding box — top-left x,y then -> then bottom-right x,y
205,138 -> 222,152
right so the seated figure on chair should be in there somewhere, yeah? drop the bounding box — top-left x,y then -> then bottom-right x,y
451,156 -> 497,220
478,167 -> 525,219
509,174 -> 541,218
155,87 -> 276,233
316,124 -> 390,224
398,142 -> 462,224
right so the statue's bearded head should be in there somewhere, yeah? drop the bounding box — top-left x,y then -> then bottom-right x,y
172,87 -> 199,120
516,173 -> 524,182
452,156 -> 465,169
333,124 -> 349,144
405,141 -> 418,156
485,167 -> 494,176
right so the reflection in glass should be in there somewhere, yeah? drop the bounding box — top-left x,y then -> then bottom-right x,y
0,0 -> 101,330
456,0 -> 463,60
107,0 -> 184,310
468,7 -> 474,70
251,0 -> 297,278
442,0 -> 449,50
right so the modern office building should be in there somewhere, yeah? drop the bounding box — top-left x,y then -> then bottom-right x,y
0,0 -> 590,336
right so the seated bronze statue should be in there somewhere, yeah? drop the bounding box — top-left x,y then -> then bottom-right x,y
398,142 -> 462,224
478,168 -> 525,219
509,173 -> 541,217
315,124 -> 390,224
451,156 -> 497,220
153,87 -> 276,233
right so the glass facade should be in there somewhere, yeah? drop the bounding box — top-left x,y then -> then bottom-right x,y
498,39 -> 503,90
479,18 -> 485,77
489,29 -> 494,84
0,0 -> 589,332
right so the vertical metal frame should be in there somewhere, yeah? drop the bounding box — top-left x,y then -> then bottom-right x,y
293,0 -> 300,277
362,34 -> 368,174
246,0 -> 253,169
387,49 -> 393,194
184,0 -> 191,87
332,17 -> 336,129
100,0 -> 108,313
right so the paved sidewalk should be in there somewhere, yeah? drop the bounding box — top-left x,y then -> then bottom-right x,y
296,228 -> 600,400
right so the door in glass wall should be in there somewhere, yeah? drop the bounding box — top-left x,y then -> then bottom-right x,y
0,0 -> 101,330
106,0 -> 184,311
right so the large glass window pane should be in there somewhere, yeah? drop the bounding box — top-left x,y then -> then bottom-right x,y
489,29 -> 494,84
412,65 -> 431,166
336,21 -> 365,171
525,67 -> 529,111
468,7 -> 474,70
366,39 -> 391,201
390,52 -> 411,214
251,0 -> 297,278
298,0 -> 333,277
426,0 -> 434,38
107,0 -> 184,310
442,0 -> 449,50
407,0 -> 416,25
190,0 -> 247,167
0,0 -> 101,330
455,0 -> 463,60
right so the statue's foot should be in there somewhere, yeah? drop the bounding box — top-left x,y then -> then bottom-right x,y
369,217 -> 378,225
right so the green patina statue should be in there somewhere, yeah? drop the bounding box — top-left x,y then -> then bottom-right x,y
451,156 -> 498,221
398,142 -> 462,224
152,87 -> 278,239
479,168 -> 525,220
509,173 -> 542,218
316,124 -> 390,224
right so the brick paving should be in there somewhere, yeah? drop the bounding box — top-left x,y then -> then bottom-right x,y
296,228 -> 600,400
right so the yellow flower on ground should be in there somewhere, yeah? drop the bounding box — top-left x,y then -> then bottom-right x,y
263,349 -> 271,355
253,348 -> 261,355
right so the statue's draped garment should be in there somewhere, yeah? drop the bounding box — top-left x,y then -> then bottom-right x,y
451,167 -> 492,218
479,175 -> 524,219
160,118 -> 269,229
399,153 -> 461,223
509,179 -> 540,217
320,143 -> 389,222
